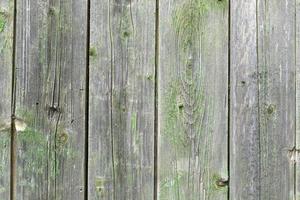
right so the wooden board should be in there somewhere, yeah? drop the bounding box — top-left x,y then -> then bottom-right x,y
158,0 -> 229,199
296,0 -> 300,199
257,0 -> 295,199
88,0 -> 156,199
0,0 -> 14,199
231,0 -> 296,199
14,0 -> 87,199
230,0 -> 260,199
0,0 -> 299,199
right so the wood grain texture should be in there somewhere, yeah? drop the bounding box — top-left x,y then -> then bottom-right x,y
15,0 -> 87,199
230,0 -> 260,199
296,0 -> 300,199
88,0 -> 155,199
0,0 -> 298,199
0,0 -> 13,199
158,0 -> 228,199
257,0 -> 295,199
231,0 -> 296,199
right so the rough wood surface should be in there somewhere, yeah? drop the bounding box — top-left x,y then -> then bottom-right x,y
158,0 -> 229,199
0,0 -> 13,199
296,0 -> 300,199
230,0 -> 260,199
231,0 -> 296,199
1,0 -> 299,199
14,0 -> 87,199
257,0 -> 295,199
88,0 -> 156,199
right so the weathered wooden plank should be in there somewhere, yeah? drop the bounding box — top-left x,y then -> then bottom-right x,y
257,0 -> 295,199
296,0 -> 300,199
0,0 -> 14,199
88,0 -> 155,199
231,0 -> 296,199
158,0 -> 228,199
230,0 -> 260,199
15,0 -> 87,199
88,0 -> 113,199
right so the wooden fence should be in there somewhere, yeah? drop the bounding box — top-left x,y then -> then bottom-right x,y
0,0 -> 299,199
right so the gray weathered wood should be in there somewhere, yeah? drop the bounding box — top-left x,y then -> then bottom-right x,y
231,0 -> 296,199
88,0 -> 155,199
296,0 -> 300,199
257,0 -> 295,199
0,0 -> 13,199
230,0 -> 260,199
158,0 -> 228,199
15,0 -> 87,199
1,0 -> 298,199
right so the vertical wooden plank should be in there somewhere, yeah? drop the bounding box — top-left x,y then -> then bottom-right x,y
231,0 -> 296,199
158,0 -> 228,199
110,1 -> 155,198
88,0 -> 112,198
88,0 -> 156,199
15,0 -> 87,199
0,0 -> 13,199
230,0 -> 260,199
257,0 -> 295,199
296,0 -> 300,199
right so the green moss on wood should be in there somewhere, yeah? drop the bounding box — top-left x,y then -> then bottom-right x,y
57,131 -> 69,146
267,104 -> 276,115
162,79 -> 186,153
0,12 -> 7,33
172,0 -> 228,52
146,74 -> 153,81
49,6 -> 58,16
214,0 -> 228,9
18,126 -> 48,175
160,0 -> 228,198
130,113 -> 137,135
160,169 -> 185,199
14,109 -> 78,190
162,66 -> 207,153
120,9 -> 133,42
161,68 -> 215,197
172,0 -> 208,51
122,31 -> 130,38
95,176 -> 106,192
211,174 -> 228,191
89,47 -> 97,57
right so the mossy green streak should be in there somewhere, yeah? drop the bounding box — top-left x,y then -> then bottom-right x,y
172,0 -> 227,52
